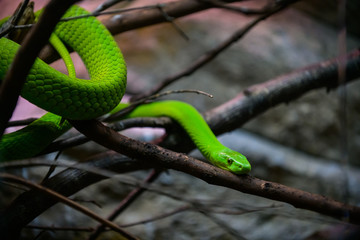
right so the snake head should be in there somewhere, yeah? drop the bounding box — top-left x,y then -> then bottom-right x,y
210,148 -> 251,175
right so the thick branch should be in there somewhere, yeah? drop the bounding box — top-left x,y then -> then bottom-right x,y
67,119 -> 360,224
0,173 -> 137,240
158,48 -> 360,153
207,48 -> 360,134
2,49 -> 359,232
1,0 -> 360,235
0,153 -> 152,238
2,49 -> 359,231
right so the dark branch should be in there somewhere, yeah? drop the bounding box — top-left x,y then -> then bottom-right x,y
88,169 -> 162,240
1,48 -> 359,233
0,153 -> 152,238
66,119 -> 360,224
0,173 -> 138,240
206,48 -> 360,135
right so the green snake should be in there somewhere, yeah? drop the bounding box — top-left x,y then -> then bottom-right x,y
0,5 -> 251,174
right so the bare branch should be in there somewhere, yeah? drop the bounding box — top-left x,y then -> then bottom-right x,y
131,0 -> 297,100
206,48 -> 360,135
67,119 -> 360,224
0,173 -> 138,240
88,169 -> 162,240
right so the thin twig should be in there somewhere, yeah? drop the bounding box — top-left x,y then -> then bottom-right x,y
156,4 -> 189,41
200,210 -> 247,240
93,0 -> 134,14
88,169 -> 162,240
131,0 -> 297,101
25,224 -> 95,232
0,173 -> 138,240
105,89 -> 213,122
121,205 -> 192,228
198,0 -> 274,15
119,202 -> 269,229
41,150 -> 62,183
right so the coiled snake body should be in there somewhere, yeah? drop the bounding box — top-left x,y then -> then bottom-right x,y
0,5 -> 251,174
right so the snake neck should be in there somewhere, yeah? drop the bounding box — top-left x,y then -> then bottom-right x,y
121,101 -> 221,157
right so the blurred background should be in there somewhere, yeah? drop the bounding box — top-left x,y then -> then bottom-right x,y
1,0 -> 360,239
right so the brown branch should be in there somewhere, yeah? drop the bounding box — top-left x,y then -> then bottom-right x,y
206,48 -> 360,135
198,0 -> 275,15
28,47 -> 360,157
1,0 -> 360,235
2,48 -> 360,234
0,173 -> 138,240
39,117 -> 171,155
0,0 -> 79,139
66,119 -> 360,224
0,153 -> 150,239
157,48 -> 360,153
104,0 -> 242,35
25,224 -> 94,232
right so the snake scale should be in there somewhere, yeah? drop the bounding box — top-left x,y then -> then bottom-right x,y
0,5 -> 251,174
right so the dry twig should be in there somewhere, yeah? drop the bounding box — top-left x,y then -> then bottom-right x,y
0,173 -> 138,240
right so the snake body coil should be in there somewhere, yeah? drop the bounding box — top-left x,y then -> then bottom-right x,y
0,5 -> 251,174
0,6 -> 126,119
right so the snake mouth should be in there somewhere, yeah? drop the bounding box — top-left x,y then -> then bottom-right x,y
237,163 -> 251,174
227,160 -> 251,175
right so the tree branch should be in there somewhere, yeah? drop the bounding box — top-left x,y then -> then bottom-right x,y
0,153 -> 151,238
66,119 -> 360,224
2,0 -> 360,237
88,169 -> 162,240
0,173 -> 137,240
1,48 -> 359,233
207,48 -> 360,134
130,0 -> 292,101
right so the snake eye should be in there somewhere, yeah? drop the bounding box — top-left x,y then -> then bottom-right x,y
227,158 -> 234,165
